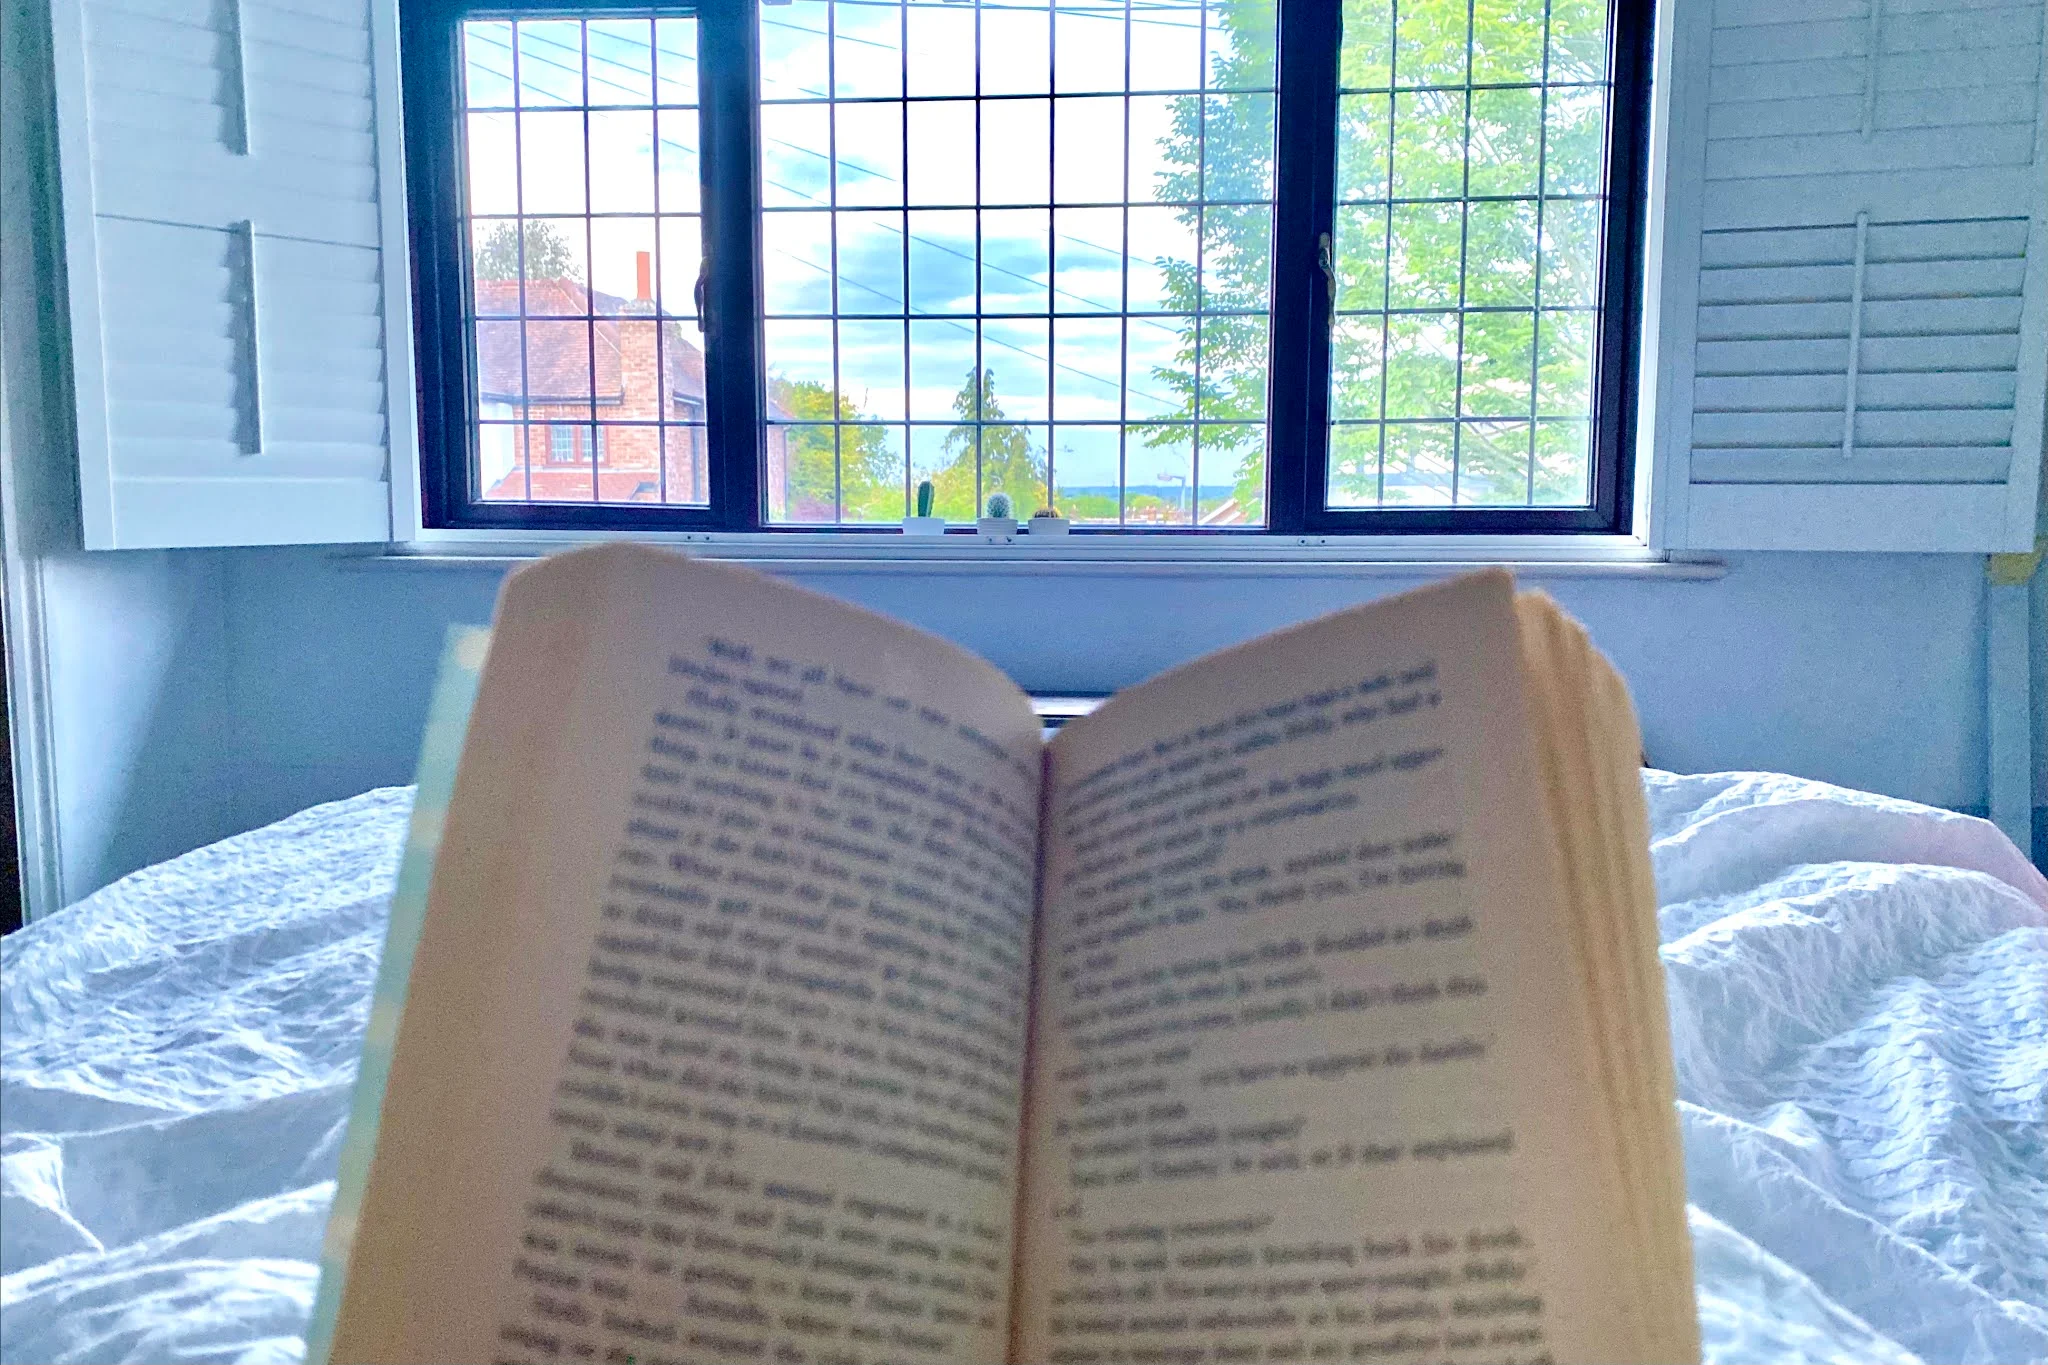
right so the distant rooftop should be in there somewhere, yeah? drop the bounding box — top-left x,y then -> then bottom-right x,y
473,278 -> 705,408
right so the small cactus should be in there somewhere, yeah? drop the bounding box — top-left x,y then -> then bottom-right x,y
915,479 -> 934,518
985,492 -> 1013,519
1031,505 -> 1060,519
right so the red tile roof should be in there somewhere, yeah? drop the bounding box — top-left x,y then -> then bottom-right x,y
474,278 -> 706,408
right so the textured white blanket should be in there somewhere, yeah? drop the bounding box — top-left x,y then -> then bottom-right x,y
2,774 -> 2043,1364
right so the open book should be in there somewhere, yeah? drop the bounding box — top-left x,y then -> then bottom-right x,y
314,544 -> 1696,1365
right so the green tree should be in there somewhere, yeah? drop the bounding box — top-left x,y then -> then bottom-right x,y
473,219 -> 578,282
1334,0 -> 1605,504
926,369 -> 1047,521
1143,0 -> 1277,522
1057,491 -> 1120,522
772,378 -> 902,521
769,369 -> 1047,525
1150,0 -> 1606,511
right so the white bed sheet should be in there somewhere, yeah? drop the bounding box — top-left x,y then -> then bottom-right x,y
2,774 -> 2043,1364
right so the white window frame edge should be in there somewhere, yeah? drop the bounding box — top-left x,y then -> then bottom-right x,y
382,0 -> 1699,575
1,344 -> 68,922
376,0 -> 424,547
45,0 -> 114,551
1635,0 -> 1697,555
363,534 -> 1725,579
2006,109 -> 2048,550
4,0 -> 72,920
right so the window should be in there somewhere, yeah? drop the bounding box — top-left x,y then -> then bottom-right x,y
1325,0 -> 1618,512
755,0 -> 1277,527
405,0 -> 1649,533
437,14 -> 710,508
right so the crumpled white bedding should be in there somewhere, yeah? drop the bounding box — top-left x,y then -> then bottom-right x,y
2,773 -> 2043,1364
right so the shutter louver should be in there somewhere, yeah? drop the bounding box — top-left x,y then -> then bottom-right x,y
1691,216 -> 2026,483
51,0 -> 407,548
1652,0 -> 2047,551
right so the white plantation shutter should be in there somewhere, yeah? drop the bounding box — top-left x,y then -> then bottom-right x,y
49,0 -> 409,548
1649,0 -> 2047,551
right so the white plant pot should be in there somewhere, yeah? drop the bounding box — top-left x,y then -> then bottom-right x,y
1025,516 -> 1070,536
902,515 -> 946,535
977,517 -> 1019,539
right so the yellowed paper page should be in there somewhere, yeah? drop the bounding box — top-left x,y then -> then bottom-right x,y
328,545 -> 1042,1364
1013,571 -> 1639,1365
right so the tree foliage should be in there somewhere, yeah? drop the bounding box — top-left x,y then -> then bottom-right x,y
1144,0 -> 1277,522
473,219 -> 578,282
1140,0 -> 1606,511
772,368 -> 1049,522
773,378 -> 903,522
928,369 -> 1047,521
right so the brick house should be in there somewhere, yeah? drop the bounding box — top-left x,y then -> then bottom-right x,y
475,251 -> 788,510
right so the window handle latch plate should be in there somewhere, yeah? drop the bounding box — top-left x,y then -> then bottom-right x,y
1317,232 -> 1335,335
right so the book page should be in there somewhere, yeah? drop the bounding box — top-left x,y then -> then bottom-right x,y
1013,571 -> 1637,1365
325,545 -> 1043,1365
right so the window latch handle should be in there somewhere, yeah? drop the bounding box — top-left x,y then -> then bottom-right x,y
694,263 -> 709,330
1317,232 -> 1336,334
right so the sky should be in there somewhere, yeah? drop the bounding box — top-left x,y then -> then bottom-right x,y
458,0 -> 1271,492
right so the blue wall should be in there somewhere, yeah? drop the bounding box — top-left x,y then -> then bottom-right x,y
37,542 -> 2000,901
37,551 -> 230,900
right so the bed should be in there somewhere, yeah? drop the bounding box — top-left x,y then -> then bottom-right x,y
2,773 -> 2043,1365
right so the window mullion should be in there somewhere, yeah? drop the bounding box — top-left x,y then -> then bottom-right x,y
1266,0 -> 1341,534
701,0 -> 766,529
1591,0 -> 1656,532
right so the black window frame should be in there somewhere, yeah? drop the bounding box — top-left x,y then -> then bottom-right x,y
405,0 -> 1654,535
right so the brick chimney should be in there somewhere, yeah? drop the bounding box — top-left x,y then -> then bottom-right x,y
615,316 -> 663,428
635,250 -> 652,303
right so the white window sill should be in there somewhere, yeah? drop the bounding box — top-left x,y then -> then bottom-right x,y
359,529 -> 1725,579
